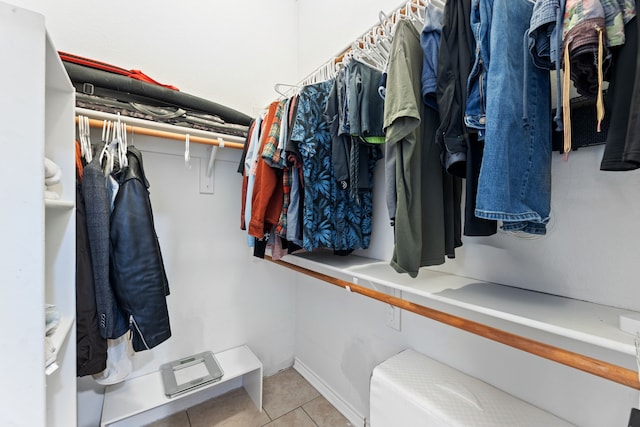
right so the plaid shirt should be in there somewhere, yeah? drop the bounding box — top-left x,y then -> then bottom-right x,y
262,100 -> 287,168
275,166 -> 291,237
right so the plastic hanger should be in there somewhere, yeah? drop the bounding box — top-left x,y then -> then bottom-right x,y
184,133 -> 191,169
115,114 -> 128,169
77,115 -> 90,163
426,0 -> 445,12
99,120 -> 112,167
379,10 -> 393,35
82,116 -> 93,162
404,1 -> 424,23
274,83 -> 299,98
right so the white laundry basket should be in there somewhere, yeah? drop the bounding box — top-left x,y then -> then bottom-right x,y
369,349 -> 574,426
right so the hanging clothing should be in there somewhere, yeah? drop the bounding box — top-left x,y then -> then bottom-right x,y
385,19 -> 460,278
242,116 -> 264,247
528,0 -> 564,130
248,101 -> 284,240
347,59 -> 386,144
345,60 -> 384,200
110,146 -> 171,352
465,0 -> 489,137
332,68 -> 351,191
290,79 -> 376,252
440,0 -> 496,238
284,95 -> 304,248
327,78 -> 379,252
275,97 -> 298,240
475,0 -> 552,235
76,143 -> 107,377
601,6 -> 640,170
239,119 -> 257,230
421,4 -> 444,110
291,81 -> 335,251
436,0 -> 473,178
82,154 -> 128,340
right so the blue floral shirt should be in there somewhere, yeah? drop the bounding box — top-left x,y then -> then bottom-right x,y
290,81 -> 375,252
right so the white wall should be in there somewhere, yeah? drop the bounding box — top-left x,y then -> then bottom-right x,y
296,0 -> 407,79
8,0 -> 299,116
294,0 -> 640,426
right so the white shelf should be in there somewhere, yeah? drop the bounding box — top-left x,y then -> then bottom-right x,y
1,3 -> 76,426
45,199 -> 74,210
46,317 -> 74,375
101,345 -> 263,427
280,252 -> 639,357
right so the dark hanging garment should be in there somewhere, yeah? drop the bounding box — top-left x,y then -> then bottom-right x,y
110,146 -> 171,352
82,155 -> 128,340
76,177 -> 108,377
463,132 -> 496,236
436,0 -> 473,178
601,12 -> 640,170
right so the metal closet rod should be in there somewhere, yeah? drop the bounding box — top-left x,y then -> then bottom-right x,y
266,255 -> 640,390
75,108 -> 246,149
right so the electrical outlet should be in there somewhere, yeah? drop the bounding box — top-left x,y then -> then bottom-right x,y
620,312 -> 640,335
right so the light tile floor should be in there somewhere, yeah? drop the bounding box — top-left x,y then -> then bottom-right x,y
145,368 -> 353,427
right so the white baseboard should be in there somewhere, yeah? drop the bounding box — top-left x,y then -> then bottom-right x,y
293,358 -> 367,427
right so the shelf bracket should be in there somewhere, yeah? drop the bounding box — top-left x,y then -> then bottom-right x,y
200,146 -> 218,194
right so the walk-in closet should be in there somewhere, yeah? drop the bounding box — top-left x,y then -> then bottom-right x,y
3,0 -> 640,426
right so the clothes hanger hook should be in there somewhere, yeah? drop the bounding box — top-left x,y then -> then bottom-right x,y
184,133 -> 191,169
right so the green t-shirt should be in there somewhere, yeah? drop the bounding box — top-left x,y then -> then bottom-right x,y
384,19 -> 447,277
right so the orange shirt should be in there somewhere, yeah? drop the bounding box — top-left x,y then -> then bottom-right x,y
248,101 -> 284,238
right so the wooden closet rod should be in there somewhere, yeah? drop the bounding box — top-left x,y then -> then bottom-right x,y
266,255 -> 640,390
75,109 -> 246,150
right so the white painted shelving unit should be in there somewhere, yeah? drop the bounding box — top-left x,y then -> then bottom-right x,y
280,251 -> 640,369
0,2 -> 76,426
101,345 -> 263,427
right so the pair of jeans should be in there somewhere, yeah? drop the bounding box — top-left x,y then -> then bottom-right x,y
475,0 -> 552,235
465,0 -> 491,139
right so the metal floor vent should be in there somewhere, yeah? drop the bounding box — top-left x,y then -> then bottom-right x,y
160,351 -> 223,398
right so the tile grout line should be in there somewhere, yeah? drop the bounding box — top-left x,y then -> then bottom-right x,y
260,405 -> 274,427
300,404 -> 321,427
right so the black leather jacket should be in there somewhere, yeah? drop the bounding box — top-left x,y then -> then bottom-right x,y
110,146 -> 171,351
